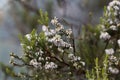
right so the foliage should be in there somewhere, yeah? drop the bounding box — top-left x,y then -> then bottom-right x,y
2,0 -> 120,80
77,24 -> 105,68
9,12 -> 85,80
86,55 -> 109,80
38,10 -> 49,26
0,62 -> 20,80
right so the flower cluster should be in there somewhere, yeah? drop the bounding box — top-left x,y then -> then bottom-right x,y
42,17 -> 85,69
100,0 -> 120,74
68,53 -> 81,62
104,48 -> 119,74
68,53 -> 85,69
44,62 -> 58,69
100,32 -> 111,40
42,17 -> 73,49
107,55 -> 119,74
9,17 -> 85,79
100,0 -> 120,40
29,59 -> 42,69
105,48 -> 114,55
107,0 -> 120,21
108,67 -> 119,74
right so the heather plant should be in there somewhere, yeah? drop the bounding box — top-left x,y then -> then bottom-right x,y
9,12 -> 85,80
99,0 -> 120,79
2,0 -> 120,80
81,0 -> 120,79
86,0 -> 120,80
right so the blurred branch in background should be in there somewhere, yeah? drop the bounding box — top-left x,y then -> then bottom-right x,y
13,0 -> 39,15
8,0 -> 54,34
0,11 -> 4,23
8,0 -> 40,34
0,62 -> 19,80
7,0 -> 112,36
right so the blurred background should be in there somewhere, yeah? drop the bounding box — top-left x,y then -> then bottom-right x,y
0,0 -> 111,79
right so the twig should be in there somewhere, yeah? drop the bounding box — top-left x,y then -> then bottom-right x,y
71,25 -> 76,55
45,48 -> 70,66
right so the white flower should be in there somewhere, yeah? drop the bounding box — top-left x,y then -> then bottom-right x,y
107,6 -> 111,11
51,17 -> 58,25
109,20 -> 113,24
44,31 -> 51,36
81,61 -> 85,66
49,34 -> 69,47
25,34 -> 31,41
109,67 -> 119,74
29,59 -> 42,69
42,25 -> 48,31
77,57 -> 81,61
109,55 -> 117,62
68,53 -> 81,61
48,38 -> 54,42
35,52 -> 40,56
105,48 -> 114,55
57,47 -> 64,53
44,29 -> 56,36
113,6 -> 119,10
26,46 -> 32,49
114,11 -> 118,16
45,62 -> 58,69
39,49 -> 44,54
20,43 -> 24,47
100,25 -> 106,30
69,47 -> 73,52
53,39 -> 65,47
54,34 -> 61,40
42,25 -> 55,36
50,29 -> 56,34
38,57 -> 44,61
110,25 -> 117,30
55,23 -> 64,31
66,29 -> 72,35
107,0 -> 120,18
73,62 -> 78,67
45,57 -> 50,60
109,1 -> 120,7
100,32 -> 111,40
117,39 -> 120,47
68,53 -> 74,58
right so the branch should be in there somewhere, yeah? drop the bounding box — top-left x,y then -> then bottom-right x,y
45,48 -> 70,67
14,0 -> 39,15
